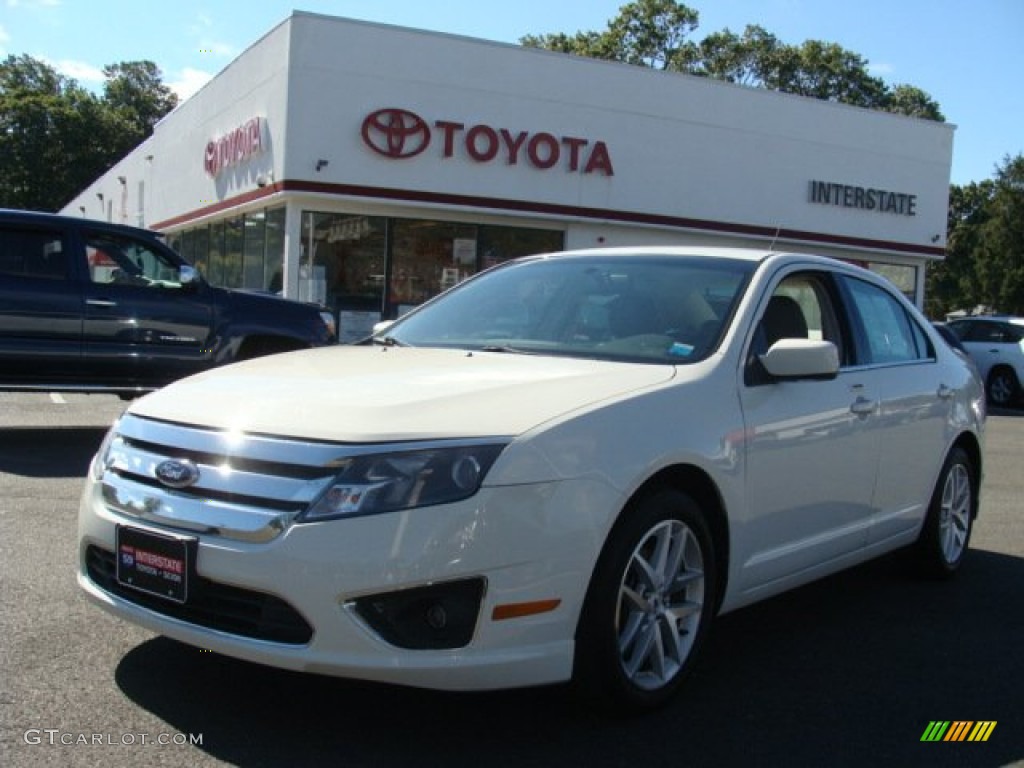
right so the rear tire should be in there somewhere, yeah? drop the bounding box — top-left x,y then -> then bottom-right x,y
914,446 -> 975,578
574,488 -> 716,712
986,367 -> 1019,407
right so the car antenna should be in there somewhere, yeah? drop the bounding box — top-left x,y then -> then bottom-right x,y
769,225 -> 781,251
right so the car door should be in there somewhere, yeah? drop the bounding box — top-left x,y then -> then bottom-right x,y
0,219 -> 83,383
737,269 -> 880,592
80,227 -> 214,386
838,275 -> 953,547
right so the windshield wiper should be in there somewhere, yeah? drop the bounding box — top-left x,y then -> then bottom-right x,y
479,345 -> 531,354
373,335 -> 406,347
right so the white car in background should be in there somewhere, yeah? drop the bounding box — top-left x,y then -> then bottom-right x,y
78,247 -> 985,712
946,316 -> 1024,407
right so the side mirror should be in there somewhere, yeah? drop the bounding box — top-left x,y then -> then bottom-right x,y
179,265 -> 201,288
372,319 -> 396,336
760,339 -> 839,380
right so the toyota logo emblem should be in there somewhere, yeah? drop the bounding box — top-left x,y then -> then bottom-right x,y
361,108 -> 431,159
155,459 -> 201,490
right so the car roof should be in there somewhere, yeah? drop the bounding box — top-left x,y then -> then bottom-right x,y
538,245 -> 773,262
525,246 -> 892,282
0,208 -> 163,240
525,245 -> 868,268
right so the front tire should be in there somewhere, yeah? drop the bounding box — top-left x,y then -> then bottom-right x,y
914,446 -> 975,578
575,488 -> 716,712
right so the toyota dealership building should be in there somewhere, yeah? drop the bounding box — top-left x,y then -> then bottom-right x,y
60,12 -> 955,341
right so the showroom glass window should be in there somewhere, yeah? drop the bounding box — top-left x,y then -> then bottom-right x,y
192,225 -> 209,278
207,220 -> 225,286
264,207 -> 285,293
389,219 -> 478,313
388,220 -> 563,315
166,206 -> 284,293
301,213 -> 387,310
300,212 -> 564,316
223,216 -> 243,288
164,209 -> 561,310
867,262 -> 918,304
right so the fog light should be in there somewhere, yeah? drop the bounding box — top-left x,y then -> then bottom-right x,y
349,578 -> 485,650
425,603 -> 448,630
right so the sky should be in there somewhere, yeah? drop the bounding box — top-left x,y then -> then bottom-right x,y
1,0 -> 1020,186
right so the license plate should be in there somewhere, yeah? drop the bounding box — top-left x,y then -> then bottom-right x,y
116,526 -> 193,604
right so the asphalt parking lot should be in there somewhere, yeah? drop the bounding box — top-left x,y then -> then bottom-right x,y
1,392 -> 1021,768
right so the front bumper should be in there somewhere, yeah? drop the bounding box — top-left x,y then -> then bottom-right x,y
77,473 -> 614,691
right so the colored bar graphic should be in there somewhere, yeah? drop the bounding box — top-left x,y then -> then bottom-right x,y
921,721 -> 996,742
968,722 -> 997,742
946,722 -> 973,741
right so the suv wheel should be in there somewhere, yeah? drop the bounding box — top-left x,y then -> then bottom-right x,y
986,367 -> 1020,407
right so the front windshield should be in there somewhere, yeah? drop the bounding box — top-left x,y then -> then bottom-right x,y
385,253 -> 755,364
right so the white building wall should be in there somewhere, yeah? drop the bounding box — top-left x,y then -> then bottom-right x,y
71,19 -> 292,229
278,13 -> 952,256
61,11 -> 954,270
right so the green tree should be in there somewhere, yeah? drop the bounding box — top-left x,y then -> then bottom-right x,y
691,25 -> 782,86
974,155 -> 1024,314
521,0 -> 698,68
0,55 -> 104,210
0,54 -> 177,211
521,2 -> 943,121
763,39 -> 888,109
604,0 -> 699,70
884,84 -> 944,122
519,30 -> 616,60
103,61 -> 178,153
926,180 -> 994,318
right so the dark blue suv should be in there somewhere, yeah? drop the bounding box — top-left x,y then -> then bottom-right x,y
0,209 -> 334,396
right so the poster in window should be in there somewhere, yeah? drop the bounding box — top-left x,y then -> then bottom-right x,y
453,239 -> 477,267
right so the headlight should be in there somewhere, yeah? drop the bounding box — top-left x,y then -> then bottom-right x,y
300,443 -> 506,521
90,418 -> 122,482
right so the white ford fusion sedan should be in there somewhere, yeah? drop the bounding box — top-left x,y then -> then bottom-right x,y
78,247 -> 985,711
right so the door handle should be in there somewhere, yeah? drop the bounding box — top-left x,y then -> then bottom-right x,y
86,299 -> 117,308
937,384 -> 954,399
850,396 -> 876,416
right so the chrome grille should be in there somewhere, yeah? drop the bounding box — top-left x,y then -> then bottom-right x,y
99,413 -> 344,542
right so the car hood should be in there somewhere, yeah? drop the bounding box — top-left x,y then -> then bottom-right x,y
129,346 -> 676,442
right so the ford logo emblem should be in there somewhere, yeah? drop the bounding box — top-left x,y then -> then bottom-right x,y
155,459 -> 201,489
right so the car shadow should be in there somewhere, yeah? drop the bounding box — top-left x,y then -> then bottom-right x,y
114,549 -> 1023,768
0,426 -> 107,478
988,405 -> 1024,418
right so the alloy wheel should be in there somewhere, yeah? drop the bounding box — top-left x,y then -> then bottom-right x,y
615,519 -> 705,691
938,463 -> 972,564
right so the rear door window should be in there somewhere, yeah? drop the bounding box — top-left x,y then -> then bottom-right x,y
841,276 -> 933,365
0,226 -> 69,280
